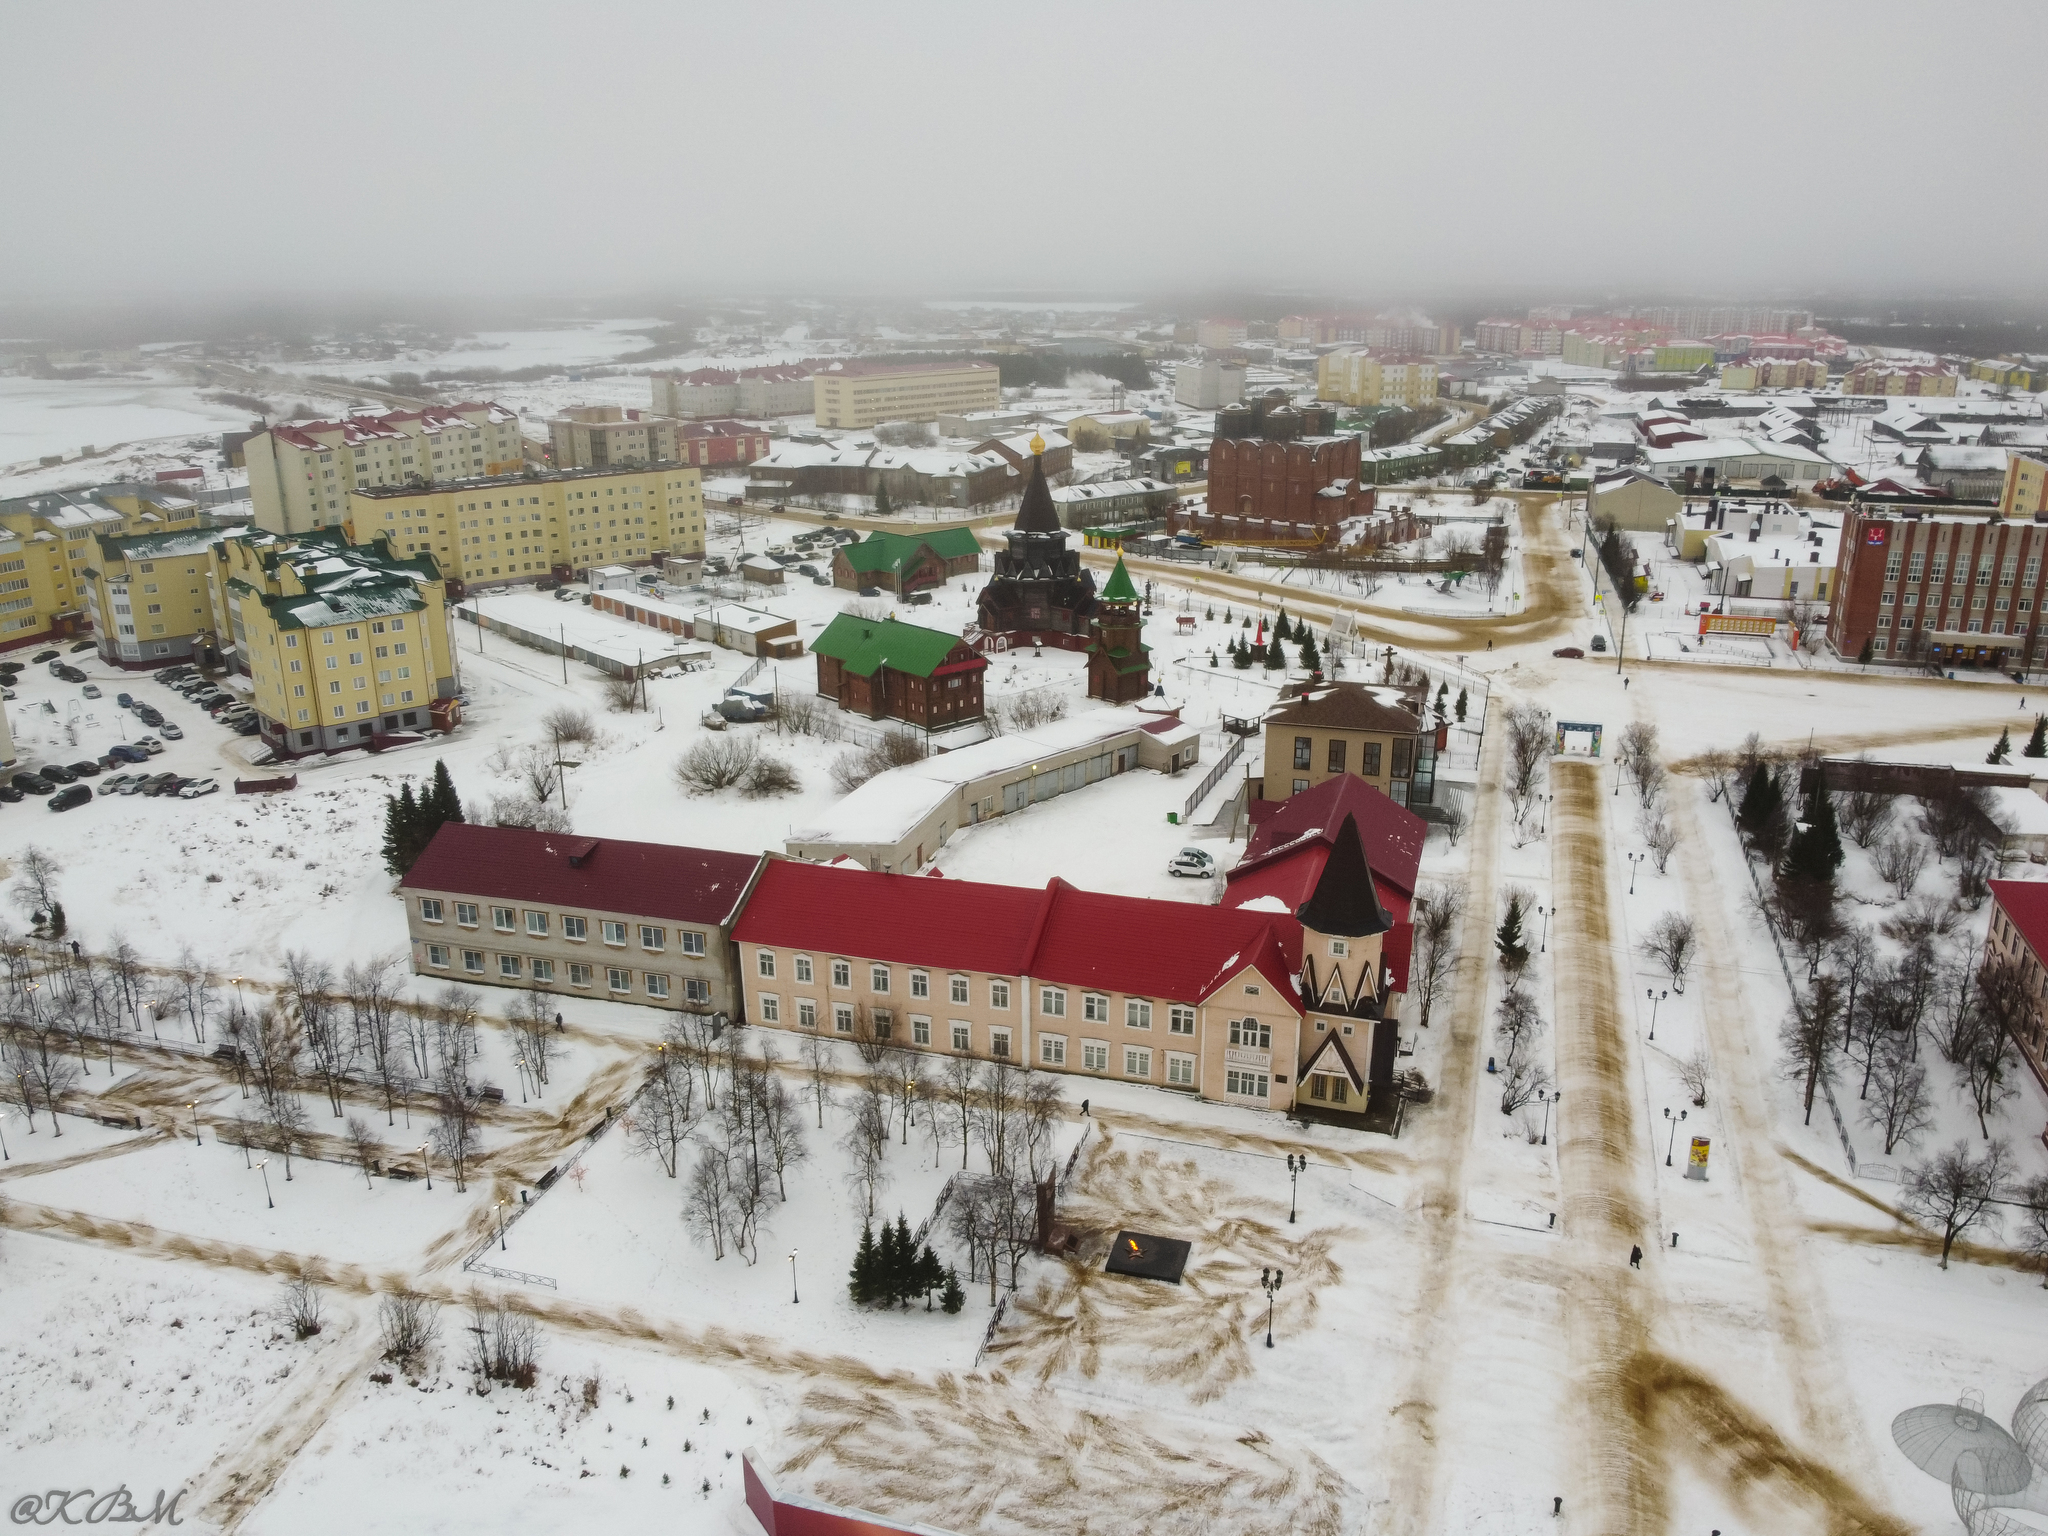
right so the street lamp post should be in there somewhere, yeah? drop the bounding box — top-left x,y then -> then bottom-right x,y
24,981 -> 40,1025
231,974 -> 245,1014
420,1143 -> 432,1191
1260,1267 -> 1284,1349
789,1249 -> 800,1305
1540,1090 -> 1560,1146
189,1101 -> 201,1145
1538,904 -> 1551,954
1286,1153 -> 1306,1224
1664,1107 -> 1688,1167
1627,851 -> 1642,894
257,1158 -> 274,1209
515,1056 -> 528,1103
1647,989 -> 1667,1042
496,1200 -> 508,1252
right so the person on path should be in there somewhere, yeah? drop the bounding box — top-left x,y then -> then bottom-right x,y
1629,1244 -> 1643,1269
1623,677 -> 1630,689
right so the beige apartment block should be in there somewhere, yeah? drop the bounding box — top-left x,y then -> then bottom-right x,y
245,402 -> 528,536
812,361 -> 1000,430
548,406 -> 684,469
1315,349 -> 1439,409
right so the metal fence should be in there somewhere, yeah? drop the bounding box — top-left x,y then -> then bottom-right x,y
1183,733 -> 1246,822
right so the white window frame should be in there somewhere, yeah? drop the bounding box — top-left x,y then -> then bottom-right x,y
602,920 -> 628,946
426,942 -> 450,968
1169,1006 -> 1196,1035
1166,1052 -> 1196,1087
563,915 -> 587,940
1040,986 -> 1067,1018
681,930 -> 707,957
608,967 -> 632,994
1083,992 -> 1109,1023
950,974 -> 970,1005
1125,998 -> 1152,1030
419,897 -> 444,923
794,954 -> 813,983
1040,1033 -> 1067,1066
645,973 -> 669,999
526,911 -> 548,937
835,1003 -> 855,1035
640,925 -> 664,952
757,949 -> 776,978
1081,1041 -> 1109,1073
758,991 -> 778,1021
831,959 -> 852,988
1125,1046 -> 1152,1079
951,1022 -> 972,1051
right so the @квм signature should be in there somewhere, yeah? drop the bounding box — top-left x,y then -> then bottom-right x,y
10,1487 -> 186,1526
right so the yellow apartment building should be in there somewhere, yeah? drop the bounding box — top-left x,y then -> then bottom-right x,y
211,528 -> 457,756
0,483 -> 211,653
1315,349 -> 1439,409
85,525 -> 235,668
244,402 -> 529,536
2004,454 -> 2048,519
812,361 -> 1001,430
345,463 -> 705,589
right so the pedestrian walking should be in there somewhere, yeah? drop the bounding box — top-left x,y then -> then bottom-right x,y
1623,676 -> 1630,690
1629,1244 -> 1642,1269
1081,1098 -> 1090,1117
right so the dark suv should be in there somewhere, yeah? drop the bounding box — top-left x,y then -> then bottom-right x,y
48,784 -> 92,812
10,772 -> 54,795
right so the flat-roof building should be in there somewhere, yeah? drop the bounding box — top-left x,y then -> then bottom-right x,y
812,361 -> 1000,431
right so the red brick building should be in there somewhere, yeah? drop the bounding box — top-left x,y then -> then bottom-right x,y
1180,434 -> 1371,544
675,420 -> 771,467
811,613 -> 986,728
1826,507 -> 2048,671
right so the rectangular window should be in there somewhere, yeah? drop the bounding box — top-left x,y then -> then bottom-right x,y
1167,1053 -> 1195,1087
1226,1068 -> 1270,1099
531,959 -> 555,983
419,897 -> 444,922
1361,741 -> 1383,776
1293,735 -> 1312,769
1125,1047 -> 1153,1079
990,980 -> 1011,1009
677,930 -> 706,957
1907,551 -> 1925,580
526,911 -> 548,937
1040,987 -> 1067,1017
912,1016 -> 931,1045
462,949 -> 484,974
563,916 -> 587,940
1041,1034 -> 1067,1066
426,943 -> 450,968
870,964 -> 890,993
951,1022 -> 971,1051
1326,739 -> 1347,774
792,953 -> 812,983
608,967 -> 632,994
797,999 -> 817,1029
831,959 -> 851,988
646,974 -> 669,1000
836,1004 -> 856,1035
950,975 -> 970,1004
910,970 -> 929,999
492,906 -> 515,932
604,921 -> 629,946
569,963 -> 593,988
1229,1017 -> 1272,1049
640,925 -> 664,951
989,1028 -> 1011,1059
1082,1041 -> 1109,1072
1125,999 -> 1152,1030
455,903 -> 479,927
1169,1006 -> 1196,1035
1083,992 -> 1109,1023
499,954 -> 522,978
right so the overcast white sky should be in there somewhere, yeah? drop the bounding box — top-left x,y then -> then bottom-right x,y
6,0 -> 2046,305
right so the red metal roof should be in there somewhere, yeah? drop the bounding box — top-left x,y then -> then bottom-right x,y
1992,880 -> 2048,961
400,822 -> 762,926
1241,773 -> 1424,898
733,861 -> 1301,1008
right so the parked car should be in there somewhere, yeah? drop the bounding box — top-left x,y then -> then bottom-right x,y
1590,634 -> 1608,652
30,649 -> 58,663
38,763 -> 77,784
232,717 -> 261,736
66,760 -> 101,777
158,722 -> 184,740
1551,646 -> 1585,659
48,784 -> 92,812
1167,848 -> 1216,879
56,664 -> 86,684
136,708 -> 164,727
0,784 -> 23,803
11,773 -> 54,795
47,658 -> 66,676
178,777 -> 219,799
1569,547 -> 1583,559
117,774 -> 151,795
107,743 -> 149,765
68,640 -> 94,653
81,683 -> 101,699
141,773 -> 183,797
99,773 -> 140,796
115,692 -> 133,709
133,737 -> 165,755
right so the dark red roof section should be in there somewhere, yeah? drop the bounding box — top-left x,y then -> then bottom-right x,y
733,861 -> 1301,1007
401,823 -> 762,927
1992,880 -> 2048,959
1242,773 -> 1425,897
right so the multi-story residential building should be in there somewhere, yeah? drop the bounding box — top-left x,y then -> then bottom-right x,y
1972,360 -> 2036,391
1201,432 -> 1369,536
84,525 -> 235,668
1653,342 -> 1716,372
1718,358 -> 1830,391
1195,318 -> 1249,350
811,613 -> 986,729
1841,362 -> 1959,398
345,463 -> 704,589
1257,680 -> 1436,808
2002,454 -> 2048,519
1986,881 -> 2048,1093
653,365 -> 817,420
399,823 -> 762,1018
244,402 -> 527,536
0,483 -> 213,652
548,406 -> 684,468
211,527 -> 457,755
731,816 -> 1407,1118
812,361 -> 1001,431
1825,506 -> 2048,672
1474,318 -> 1526,354
1314,350 -> 1439,409
1175,359 -> 1247,409
1641,305 -> 1813,337
674,421 -> 773,468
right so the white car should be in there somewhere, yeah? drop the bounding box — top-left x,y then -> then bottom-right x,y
178,777 -> 219,798
135,736 -> 166,755
98,772 -> 139,796
1166,848 -> 1216,878
158,722 -> 184,740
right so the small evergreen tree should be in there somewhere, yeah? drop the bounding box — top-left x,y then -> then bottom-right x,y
892,1213 -> 918,1308
849,1221 -> 877,1306
1241,614 -> 1251,629
1782,768 -> 1844,885
874,480 -> 893,517
428,758 -> 466,825
2027,715 -> 2047,759
1205,605 -> 1215,621
1298,632 -> 1320,672
1495,894 -> 1530,972
382,782 -> 420,877
917,1244 -> 945,1310
46,901 -> 66,939
1990,727 -> 2013,765
1856,638 -> 1873,667
1274,605 -> 1290,642
1455,687 -> 1469,723
1264,634 -> 1285,670
941,1266 -> 965,1314
1209,650 -> 1218,667
1232,639 -> 1254,670
1223,606 -> 1233,624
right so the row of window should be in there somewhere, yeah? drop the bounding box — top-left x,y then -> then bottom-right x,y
752,949 -> 1198,1028
419,898 -> 707,954
422,944 -> 711,1002
1884,552 -> 2043,585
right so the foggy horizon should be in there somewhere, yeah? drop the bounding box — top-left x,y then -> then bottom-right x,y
8,0 -> 2047,317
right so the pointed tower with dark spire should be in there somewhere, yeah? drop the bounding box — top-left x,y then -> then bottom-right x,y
974,434 -> 1100,651
1086,554 -> 1152,702
1292,812 -> 1399,1118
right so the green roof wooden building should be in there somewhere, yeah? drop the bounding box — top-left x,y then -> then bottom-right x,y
1086,554 -> 1152,704
811,612 -> 987,729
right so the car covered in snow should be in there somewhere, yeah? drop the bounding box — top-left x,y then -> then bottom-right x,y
1167,847 -> 1216,878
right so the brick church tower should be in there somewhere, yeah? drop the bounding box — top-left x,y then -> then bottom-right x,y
1086,554 -> 1152,703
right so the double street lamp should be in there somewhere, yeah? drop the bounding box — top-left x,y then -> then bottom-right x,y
1647,989 -> 1667,1042
1285,1153 -> 1307,1224
257,1158 -> 274,1209
1260,1267 -> 1284,1349
1664,1107 -> 1688,1167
